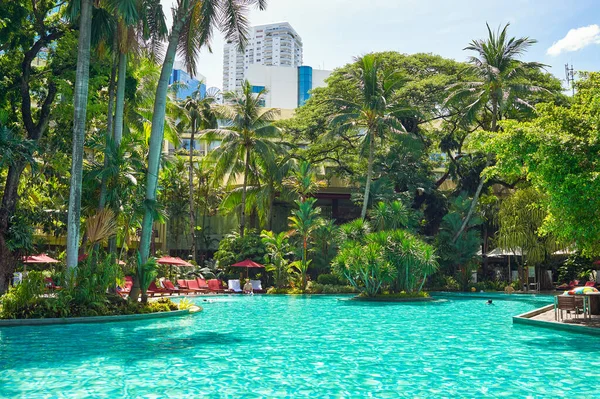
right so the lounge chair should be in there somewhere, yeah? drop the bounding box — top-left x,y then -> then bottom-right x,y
208,279 -> 226,293
117,276 -> 134,297
585,281 -> 597,288
147,281 -> 171,297
177,279 -> 188,288
196,278 -> 210,291
163,279 -> 192,295
250,280 -> 265,293
185,279 -> 208,294
228,279 -> 242,293
556,280 -> 580,290
44,277 -> 62,291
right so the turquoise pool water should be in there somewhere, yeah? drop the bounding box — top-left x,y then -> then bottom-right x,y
1,294 -> 598,398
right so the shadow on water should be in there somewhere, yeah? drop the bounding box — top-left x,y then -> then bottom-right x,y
0,323 -> 247,372
515,326 -> 600,352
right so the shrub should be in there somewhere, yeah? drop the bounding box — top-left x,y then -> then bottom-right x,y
316,274 -> 344,286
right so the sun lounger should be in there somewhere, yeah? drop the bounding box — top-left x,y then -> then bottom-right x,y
556,280 -> 580,290
208,279 -> 226,293
163,279 -> 192,295
250,280 -> 265,293
196,278 -> 210,290
585,281 -> 597,288
117,276 -> 134,297
44,277 -> 62,291
147,281 -> 171,297
177,279 -> 188,288
228,279 -> 243,293
185,279 -> 208,294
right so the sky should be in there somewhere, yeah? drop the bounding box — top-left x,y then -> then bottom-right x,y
163,0 -> 600,90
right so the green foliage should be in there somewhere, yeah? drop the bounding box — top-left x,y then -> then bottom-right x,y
136,251 -> 158,295
316,273 -> 346,286
435,194 -> 481,289
478,72 -> 600,255
557,255 -> 595,283
214,229 -> 267,267
261,230 -> 292,288
288,198 -> 322,290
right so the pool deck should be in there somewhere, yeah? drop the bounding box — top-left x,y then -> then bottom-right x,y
513,304 -> 600,336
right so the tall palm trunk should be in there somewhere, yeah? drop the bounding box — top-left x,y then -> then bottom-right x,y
99,30 -> 119,210
453,96 -> 498,244
113,52 -> 127,145
361,131 -> 375,220
66,0 -> 94,270
133,11 -> 187,301
240,145 -> 251,237
188,119 -> 197,261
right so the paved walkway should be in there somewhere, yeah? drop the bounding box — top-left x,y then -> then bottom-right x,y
531,308 -> 600,328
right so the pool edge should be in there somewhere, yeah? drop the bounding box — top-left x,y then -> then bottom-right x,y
513,305 -> 600,336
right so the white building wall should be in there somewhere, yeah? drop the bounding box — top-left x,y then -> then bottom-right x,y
246,65 -> 332,109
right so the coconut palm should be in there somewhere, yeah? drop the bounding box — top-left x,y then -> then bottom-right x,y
288,198 -> 322,290
66,0 -> 95,269
447,23 -> 546,243
447,23 -> 546,132
182,88 -> 218,260
328,54 -> 409,220
207,80 -> 281,237
138,0 -> 268,266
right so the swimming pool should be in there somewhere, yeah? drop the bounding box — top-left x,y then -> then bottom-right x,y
0,294 -> 598,398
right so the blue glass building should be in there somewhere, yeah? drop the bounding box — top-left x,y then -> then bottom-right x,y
297,66 -> 313,106
169,69 -> 206,100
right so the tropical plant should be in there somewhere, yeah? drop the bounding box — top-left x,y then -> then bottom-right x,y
328,54 -> 410,219
139,0 -> 268,267
182,88 -> 218,260
446,23 -> 547,243
135,251 -> 157,303
208,80 -> 281,236
369,200 -> 411,231
288,198 -> 322,290
261,230 -> 292,288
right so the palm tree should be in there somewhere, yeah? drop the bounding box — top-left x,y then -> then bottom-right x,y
182,88 -> 218,260
447,23 -> 546,243
66,0 -> 94,270
288,198 -> 322,290
261,230 -> 292,288
328,54 -> 409,220
208,80 -> 281,237
135,0 -> 267,299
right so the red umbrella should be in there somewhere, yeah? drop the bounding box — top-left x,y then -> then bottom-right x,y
231,259 -> 264,278
22,254 -> 59,264
157,256 -> 194,280
157,256 -> 194,267
231,259 -> 264,268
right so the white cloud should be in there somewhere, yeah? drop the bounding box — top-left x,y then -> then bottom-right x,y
547,24 -> 600,56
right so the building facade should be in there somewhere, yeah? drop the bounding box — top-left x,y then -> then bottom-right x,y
223,22 -> 303,92
169,69 -> 206,100
245,64 -> 331,109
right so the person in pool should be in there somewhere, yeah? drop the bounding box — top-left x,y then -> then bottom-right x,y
487,299 -> 494,305
243,279 -> 253,294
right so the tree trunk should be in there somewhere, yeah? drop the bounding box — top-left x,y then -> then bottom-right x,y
361,132 -> 375,220
452,167 -> 487,244
490,95 -> 499,132
0,163 -> 27,293
134,12 -> 187,300
99,34 -> 118,210
189,119 -> 197,261
240,145 -> 251,237
113,52 -> 127,146
66,0 -> 94,270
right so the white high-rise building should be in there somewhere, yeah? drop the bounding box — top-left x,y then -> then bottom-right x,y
223,22 -> 303,92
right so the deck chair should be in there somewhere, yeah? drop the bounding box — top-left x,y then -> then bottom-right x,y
250,280 -> 264,293
228,279 -> 242,293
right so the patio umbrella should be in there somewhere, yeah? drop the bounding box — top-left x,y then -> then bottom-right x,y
22,254 -> 59,264
157,256 -> 194,279
231,259 -> 265,278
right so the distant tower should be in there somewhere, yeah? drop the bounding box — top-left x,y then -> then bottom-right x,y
222,22 -> 303,92
565,63 -> 575,96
